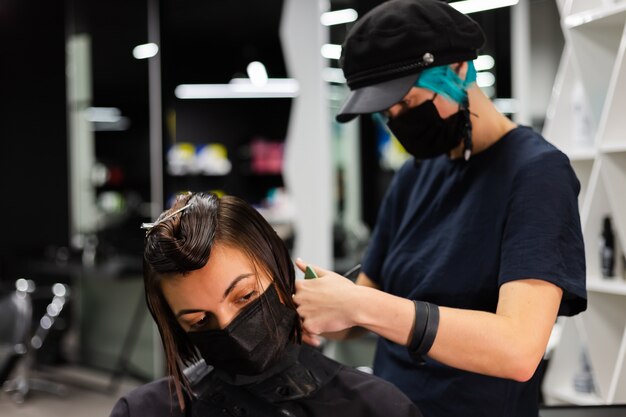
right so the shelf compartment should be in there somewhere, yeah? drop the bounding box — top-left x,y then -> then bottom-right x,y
543,0 -> 626,408
565,5 -> 626,125
543,317 -> 604,405
543,47 -> 598,153
597,28 -> 626,152
580,159 -> 609,278
581,291 -> 626,400
608,325 -> 626,402
600,153 -> 626,271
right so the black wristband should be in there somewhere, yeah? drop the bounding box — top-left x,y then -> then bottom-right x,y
417,302 -> 439,355
407,301 -> 440,364
408,300 -> 429,353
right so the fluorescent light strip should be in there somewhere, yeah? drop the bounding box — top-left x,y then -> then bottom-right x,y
449,0 -> 518,14
175,79 -> 300,99
321,44 -> 342,60
86,107 -> 122,123
320,9 -> 358,26
133,43 -> 159,59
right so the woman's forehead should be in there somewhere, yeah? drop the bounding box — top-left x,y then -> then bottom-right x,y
160,244 -> 271,307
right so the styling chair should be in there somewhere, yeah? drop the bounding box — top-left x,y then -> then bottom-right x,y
1,278 -> 69,403
0,279 -> 32,387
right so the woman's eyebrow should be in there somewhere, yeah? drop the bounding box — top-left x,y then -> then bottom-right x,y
174,272 -> 256,318
222,273 -> 255,300
176,308 -> 204,318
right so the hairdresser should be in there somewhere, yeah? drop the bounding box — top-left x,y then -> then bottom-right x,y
293,1 -> 587,416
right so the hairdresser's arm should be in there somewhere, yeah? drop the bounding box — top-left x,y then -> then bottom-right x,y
313,272 -> 380,341
293,267 -> 562,382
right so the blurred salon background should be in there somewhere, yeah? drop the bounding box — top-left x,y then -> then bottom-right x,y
4,0 -> 623,415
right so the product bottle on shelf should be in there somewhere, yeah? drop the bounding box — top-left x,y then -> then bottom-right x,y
573,348 -> 595,395
600,216 -> 615,279
570,81 -> 594,149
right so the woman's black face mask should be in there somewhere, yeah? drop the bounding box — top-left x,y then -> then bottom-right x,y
187,284 -> 297,376
386,98 -> 470,160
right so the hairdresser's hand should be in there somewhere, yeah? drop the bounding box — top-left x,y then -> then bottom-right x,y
293,259 -> 361,335
300,328 -> 324,347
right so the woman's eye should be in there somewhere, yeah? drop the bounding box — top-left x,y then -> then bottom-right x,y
237,290 -> 257,304
190,314 -> 209,330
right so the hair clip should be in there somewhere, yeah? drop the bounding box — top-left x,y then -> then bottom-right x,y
141,203 -> 193,232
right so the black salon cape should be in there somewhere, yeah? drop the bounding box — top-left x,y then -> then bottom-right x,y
109,346 -> 422,417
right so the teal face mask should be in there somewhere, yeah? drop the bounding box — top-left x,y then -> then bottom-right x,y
415,61 -> 477,106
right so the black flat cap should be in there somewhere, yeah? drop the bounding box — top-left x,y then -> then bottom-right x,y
336,0 -> 485,123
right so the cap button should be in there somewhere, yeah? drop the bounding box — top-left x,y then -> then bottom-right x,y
422,53 -> 434,65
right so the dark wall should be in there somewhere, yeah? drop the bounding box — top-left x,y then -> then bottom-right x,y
0,0 -> 69,280
160,0 -> 290,206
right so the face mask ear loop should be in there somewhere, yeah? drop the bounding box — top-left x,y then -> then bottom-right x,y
457,62 -> 476,161
461,97 -> 473,161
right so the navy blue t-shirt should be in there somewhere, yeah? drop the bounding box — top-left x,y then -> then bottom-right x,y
362,126 -> 586,417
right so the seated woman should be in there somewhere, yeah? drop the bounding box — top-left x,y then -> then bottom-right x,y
110,192 -> 421,417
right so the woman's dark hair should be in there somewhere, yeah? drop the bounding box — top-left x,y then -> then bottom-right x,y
143,192 -> 300,409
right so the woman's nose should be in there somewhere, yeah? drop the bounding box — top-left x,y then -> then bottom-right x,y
215,310 -> 237,330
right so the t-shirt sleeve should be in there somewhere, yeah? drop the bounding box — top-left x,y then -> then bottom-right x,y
109,398 -> 130,417
499,150 -> 587,316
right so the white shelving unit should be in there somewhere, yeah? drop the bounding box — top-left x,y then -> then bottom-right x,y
542,0 -> 626,406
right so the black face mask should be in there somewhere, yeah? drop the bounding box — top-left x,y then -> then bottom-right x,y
386,99 -> 472,160
187,284 -> 297,376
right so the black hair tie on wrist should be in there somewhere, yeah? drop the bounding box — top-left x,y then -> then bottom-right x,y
408,300 -> 440,364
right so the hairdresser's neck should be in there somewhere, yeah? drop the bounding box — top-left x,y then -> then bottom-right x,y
449,86 -> 517,159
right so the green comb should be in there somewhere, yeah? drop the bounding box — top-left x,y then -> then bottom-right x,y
304,265 -> 318,279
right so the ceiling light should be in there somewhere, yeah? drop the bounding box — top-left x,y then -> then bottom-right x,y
246,61 -> 268,87
320,9 -> 358,26
85,107 -> 130,131
449,0 -> 518,14
132,43 -> 159,59
321,44 -> 342,60
86,107 -> 121,123
474,55 -> 495,71
175,79 -> 300,99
